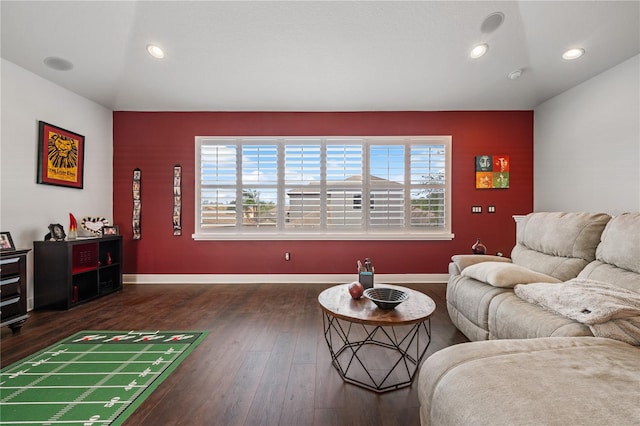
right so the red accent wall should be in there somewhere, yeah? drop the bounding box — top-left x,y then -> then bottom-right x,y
113,111 -> 533,274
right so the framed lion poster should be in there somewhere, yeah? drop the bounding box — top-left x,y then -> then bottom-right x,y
37,121 -> 85,189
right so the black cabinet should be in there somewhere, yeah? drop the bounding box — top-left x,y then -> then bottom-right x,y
34,236 -> 122,310
0,249 -> 30,333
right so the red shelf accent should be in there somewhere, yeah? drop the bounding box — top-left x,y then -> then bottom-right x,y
71,266 -> 97,275
72,243 -> 98,272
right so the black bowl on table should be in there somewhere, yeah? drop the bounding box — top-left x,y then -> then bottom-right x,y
364,287 -> 409,310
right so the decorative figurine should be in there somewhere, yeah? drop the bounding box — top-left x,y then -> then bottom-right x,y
68,213 -> 78,240
472,238 -> 487,255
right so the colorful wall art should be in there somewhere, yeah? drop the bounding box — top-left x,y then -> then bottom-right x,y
475,155 -> 509,189
37,121 -> 85,189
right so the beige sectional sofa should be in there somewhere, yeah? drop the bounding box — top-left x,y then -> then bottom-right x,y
418,212 -> 640,425
447,211 -> 612,341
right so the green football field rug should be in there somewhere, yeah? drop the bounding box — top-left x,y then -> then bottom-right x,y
0,330 -> 207,425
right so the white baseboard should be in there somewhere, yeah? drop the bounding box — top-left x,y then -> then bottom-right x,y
123,273 -> 448,285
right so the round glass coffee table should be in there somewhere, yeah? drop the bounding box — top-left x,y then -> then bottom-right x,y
318,283 -> 436,393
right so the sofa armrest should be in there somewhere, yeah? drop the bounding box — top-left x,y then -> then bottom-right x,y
451,254 -> 511,273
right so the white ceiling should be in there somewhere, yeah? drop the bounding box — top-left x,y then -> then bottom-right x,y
1,1 -> 639,112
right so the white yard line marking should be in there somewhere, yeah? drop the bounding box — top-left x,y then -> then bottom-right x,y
2,400 -> 133,405
20,360 -> 173,364
39,350 -> 186,355
1,372 -> 163,376
1,422 -> 104,425
1,385 -> 145,389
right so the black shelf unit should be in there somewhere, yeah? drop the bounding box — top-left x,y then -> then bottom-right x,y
34,236 -> 122,310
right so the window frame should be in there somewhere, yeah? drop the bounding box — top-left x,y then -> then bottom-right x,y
194,136 -> 453,240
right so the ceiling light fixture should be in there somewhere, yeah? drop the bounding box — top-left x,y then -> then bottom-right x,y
470,43 -> 488,59
562,48 -> 585,60
146,44 -> 165,59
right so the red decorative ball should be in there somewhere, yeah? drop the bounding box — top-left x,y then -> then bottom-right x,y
348,281 -> 364,299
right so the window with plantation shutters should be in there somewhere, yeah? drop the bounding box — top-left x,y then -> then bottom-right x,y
285,141 -> 322,229
195,136 -> 452,240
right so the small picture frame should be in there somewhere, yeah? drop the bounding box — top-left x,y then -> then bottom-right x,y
102,225 -> 119,236
0,232 -> 15,251
48,224 -> 66,241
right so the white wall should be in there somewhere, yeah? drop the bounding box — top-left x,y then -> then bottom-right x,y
534,55 -> 640,215
1,58 -> 113,309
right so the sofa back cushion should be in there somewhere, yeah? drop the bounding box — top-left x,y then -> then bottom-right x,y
511,212 -> 611,281
577,212 -> 640,293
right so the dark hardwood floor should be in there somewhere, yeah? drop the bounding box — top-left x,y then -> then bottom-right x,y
1,283 -> 468,425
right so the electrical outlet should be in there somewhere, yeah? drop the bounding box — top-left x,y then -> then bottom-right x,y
471,206 -> 482,214
488,205 -> 496,213
284,252 -> 290,261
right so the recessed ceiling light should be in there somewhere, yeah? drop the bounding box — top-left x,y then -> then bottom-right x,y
562,48 -> 585,60
470,43 -> 488,59
146,44 -> 165,59
43,56 -> 74,71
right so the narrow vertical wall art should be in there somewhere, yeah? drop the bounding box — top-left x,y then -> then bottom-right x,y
132,168 -> 141,239
173,164 -> 182,236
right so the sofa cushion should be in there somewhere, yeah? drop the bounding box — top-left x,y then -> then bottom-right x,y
450,254 -> 511,274
596,213 -> 640,273
578,213 -> 640,293
510,212 -> 611,281
461,261 -> 561,288
579,261 -> 640,293
488,293 -> 592,339
418,337 -> 640,426
446,273 -> 511,340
